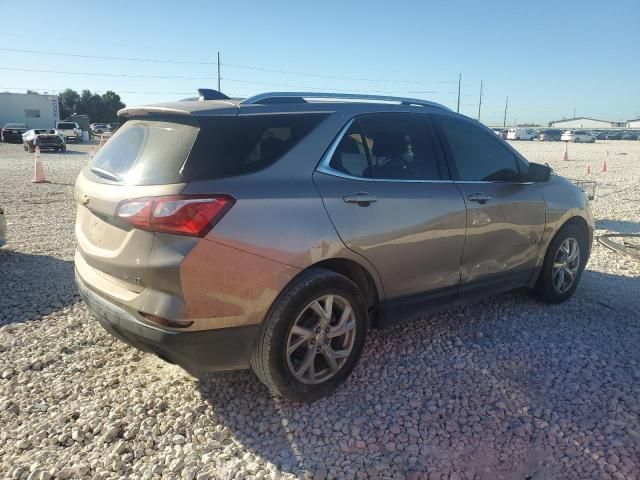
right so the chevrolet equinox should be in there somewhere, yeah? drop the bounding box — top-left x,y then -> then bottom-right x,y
75,90 -> 593,402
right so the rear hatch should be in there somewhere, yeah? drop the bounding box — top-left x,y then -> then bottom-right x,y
75,117 -> 200,294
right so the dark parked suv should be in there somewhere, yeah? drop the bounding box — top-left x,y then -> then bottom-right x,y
75,91 -> 594,401
1,123 -> 28,142
537,129 -> 562,141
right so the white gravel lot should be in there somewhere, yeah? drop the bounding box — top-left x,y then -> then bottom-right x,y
0,138 -> 639,480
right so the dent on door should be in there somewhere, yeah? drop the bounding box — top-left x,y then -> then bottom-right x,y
456,182 -> 546,283
314,172 -> 467,299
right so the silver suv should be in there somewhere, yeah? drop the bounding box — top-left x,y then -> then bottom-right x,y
75,91 -> 593,402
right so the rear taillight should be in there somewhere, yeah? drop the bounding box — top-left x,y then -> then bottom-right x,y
116,195 -> 234,237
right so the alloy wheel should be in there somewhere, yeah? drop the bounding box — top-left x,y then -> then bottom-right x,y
552,238 -> 581,294
286,294 -> 357,385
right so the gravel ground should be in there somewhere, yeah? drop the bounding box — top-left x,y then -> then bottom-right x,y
0,139 -> 639,480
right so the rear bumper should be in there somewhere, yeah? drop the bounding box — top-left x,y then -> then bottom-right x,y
2,132 -> 23,142
76,269 -> 260,374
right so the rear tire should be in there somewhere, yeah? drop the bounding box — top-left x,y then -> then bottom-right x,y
251,268 -> 368,402
532,223 -> 587,303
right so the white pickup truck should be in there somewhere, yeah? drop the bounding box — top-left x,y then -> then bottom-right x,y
55,121 -> 82,143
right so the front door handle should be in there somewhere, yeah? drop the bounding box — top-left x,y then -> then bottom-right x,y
467,193 -> 492,204
343,192 -> 378,206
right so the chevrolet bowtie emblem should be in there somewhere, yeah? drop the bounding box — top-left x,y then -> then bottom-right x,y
80,194 -> 90,206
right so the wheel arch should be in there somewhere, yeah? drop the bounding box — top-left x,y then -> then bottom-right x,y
532,214 -> 592,287
309,258 -> 380,312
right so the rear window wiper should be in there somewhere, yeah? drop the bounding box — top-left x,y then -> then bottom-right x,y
90,166 -> 123,182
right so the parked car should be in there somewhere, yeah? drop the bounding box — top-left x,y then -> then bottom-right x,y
90,123 -> 108,135
491,128 -> 508,139
1,123 -> 29,143
595,131 -> 609,140
560,130 -> 595,143
506,127 -> 535,140
75,91 -> 594,402
55,121 -> 82,143
107,123 -> 119,132
0,205 -> 5,248
22,129 -> 66,153
620,131 -> 638,140
604,132 -> 622,140
537,129 -> 562,141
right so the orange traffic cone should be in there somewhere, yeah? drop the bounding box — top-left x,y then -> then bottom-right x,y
562,143 -> 569,161
32,146 -> 49,183
601,160 -> 607,173
586,165 -> 591,174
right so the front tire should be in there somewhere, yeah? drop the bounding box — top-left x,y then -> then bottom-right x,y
533,223 -> 587,303
251,268 -> 368,402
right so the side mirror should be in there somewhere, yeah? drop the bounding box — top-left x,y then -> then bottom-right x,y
527,162 -> 551,182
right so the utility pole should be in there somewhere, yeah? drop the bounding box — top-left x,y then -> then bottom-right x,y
217,51 -> 221,91
503,96 -> 509,128
456,73 -> 461,113
573,107 -> 576,119
477,80 -> 483,121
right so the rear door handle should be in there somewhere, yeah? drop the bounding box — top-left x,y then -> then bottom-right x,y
343,192 -> 378,206
467,193 -> 492,204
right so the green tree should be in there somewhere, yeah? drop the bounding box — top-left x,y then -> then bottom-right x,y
101,91 -> 125,119
58,89 -> 81,119
57,88 -> 126,122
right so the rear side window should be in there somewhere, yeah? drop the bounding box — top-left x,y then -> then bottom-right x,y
184,114 -> 328,180
435,115 -> 523,182
328,122 -> 371,177
328,113 -> 443,180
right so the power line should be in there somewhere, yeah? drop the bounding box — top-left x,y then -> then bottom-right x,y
0,86 -> 195,95
0,66 -> 456,97
223,62 -> 429,84
0,48 -> 216,65
0,47 -> 457,85
0,66 -> 213,80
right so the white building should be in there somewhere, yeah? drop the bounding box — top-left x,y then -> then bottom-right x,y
627,119 -> 640,129
550,117 -> 625,129
0,92 -> 60,129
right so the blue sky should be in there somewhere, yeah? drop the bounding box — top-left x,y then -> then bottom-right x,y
1,0 -> 638,125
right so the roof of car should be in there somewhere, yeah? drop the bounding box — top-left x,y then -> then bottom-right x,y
118,91 -> 450,119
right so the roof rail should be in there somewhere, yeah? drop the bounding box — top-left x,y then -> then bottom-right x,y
240,92 -> 449,110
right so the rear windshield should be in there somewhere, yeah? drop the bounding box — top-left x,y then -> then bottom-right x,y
88,114 -> 327,185
57,123 -> 76,129
88,119 -> 198,185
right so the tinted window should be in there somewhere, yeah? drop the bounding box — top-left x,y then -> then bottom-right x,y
89,119 -> 198,185
436,116 -> 523,182
328,122 -> 371,177
328,113 -> 442,180
57,123 -> 76,129
184,113 -> 327,180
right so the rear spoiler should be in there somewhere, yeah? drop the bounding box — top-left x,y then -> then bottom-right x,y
117,106 -> 193,120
